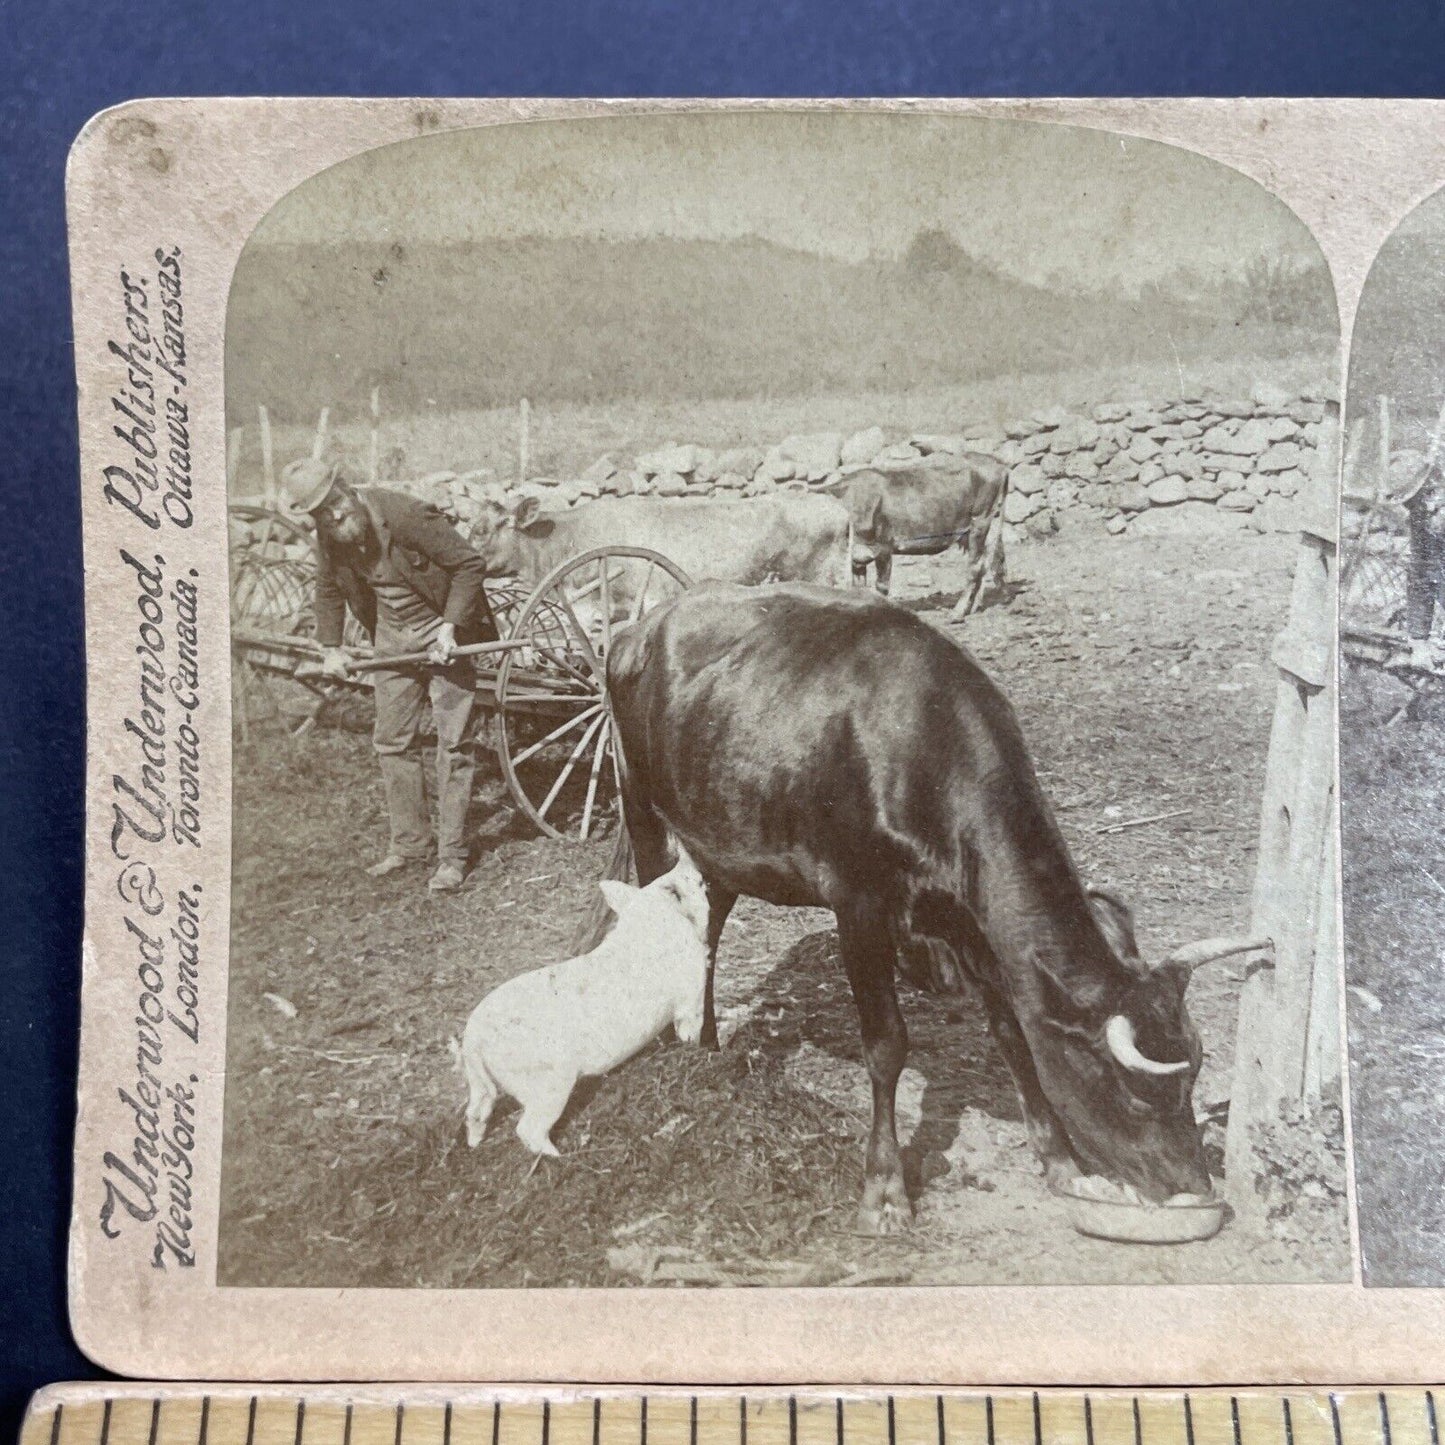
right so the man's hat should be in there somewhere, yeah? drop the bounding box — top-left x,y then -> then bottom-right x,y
1396,459 -> 1433,506
279,457 -> 342,517
1393,398 -> 1445,505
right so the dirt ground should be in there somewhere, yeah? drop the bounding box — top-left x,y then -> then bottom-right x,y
218,524 -> 1350,1288
1341,676 -> 1445,1286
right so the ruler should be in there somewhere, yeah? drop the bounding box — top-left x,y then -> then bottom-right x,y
17,1387 -> 1445,1445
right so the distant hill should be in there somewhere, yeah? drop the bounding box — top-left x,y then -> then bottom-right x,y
1349,229 -> 1445,446
226,235 -> 1334,425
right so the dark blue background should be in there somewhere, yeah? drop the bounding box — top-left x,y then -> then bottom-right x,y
3,0 -> 1444,1431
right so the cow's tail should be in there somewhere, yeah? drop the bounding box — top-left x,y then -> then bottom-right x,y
981,464 -> 1010,603
570,774 -> 639,956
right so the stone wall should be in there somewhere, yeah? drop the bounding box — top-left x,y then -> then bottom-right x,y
341,384 -> 1339,543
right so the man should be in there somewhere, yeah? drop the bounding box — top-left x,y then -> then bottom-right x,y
1399,462 -> 1445,671
280,457 -> 497,893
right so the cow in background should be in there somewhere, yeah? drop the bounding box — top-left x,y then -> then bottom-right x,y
828,452 -> 1009,618
467,491 -> 853,605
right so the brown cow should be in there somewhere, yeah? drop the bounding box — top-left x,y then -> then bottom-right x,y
829,452 -> 1009,618
593,581 -> 1220,1235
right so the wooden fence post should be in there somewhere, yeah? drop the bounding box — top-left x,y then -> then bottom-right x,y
369,387 -> 381,481
258,405 -> 275,504
1225,406 -> 1341,1213
1378,395 -> 1391,490
311,407 -> 330,461
227,426 -> 244,490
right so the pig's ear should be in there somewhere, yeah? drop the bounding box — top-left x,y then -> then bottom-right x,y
598,880 -> 638,918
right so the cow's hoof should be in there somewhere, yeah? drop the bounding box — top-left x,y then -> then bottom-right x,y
854,1176 -> 913,1236
853,1199 -> 913,1237
1044,1157 -> 1083,1194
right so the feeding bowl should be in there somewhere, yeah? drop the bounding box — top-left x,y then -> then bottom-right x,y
1059,1175 -> 1225,1244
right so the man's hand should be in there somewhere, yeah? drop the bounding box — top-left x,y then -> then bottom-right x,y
428,622 -> 458,665
1392,638 -> 1439,672
320,647 -> 353,681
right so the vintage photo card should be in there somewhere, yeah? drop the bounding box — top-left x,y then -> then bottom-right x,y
62,97 -> 1445,1383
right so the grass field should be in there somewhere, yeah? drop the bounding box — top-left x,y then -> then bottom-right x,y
225,234 -> 1335,424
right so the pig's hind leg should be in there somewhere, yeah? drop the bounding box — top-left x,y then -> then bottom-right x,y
463,1056 -> 499,1148
514,1069 -> 575,1158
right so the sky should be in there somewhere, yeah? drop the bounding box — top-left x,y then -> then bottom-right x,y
251,111 -> 1323,293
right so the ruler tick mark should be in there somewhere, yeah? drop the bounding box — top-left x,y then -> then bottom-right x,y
1133,1398 -> 1142,1445
937,1396 -> 946,1445
1284,1398 -> 1294,1445
1427,1393 -> 1439,1445
444,1405 -> 452,1445
394,1403 -> 404,1445
48,1405 -> 62,1445
149,1400 -> 162,1445
1380,1394 -> 1393,1445
1035,1395 -> 1044,1445
344,1405 -> 353,1445
1232,1398 -> 1242,1445
836,1397 -> 844,1445
498,1401 -> 505,1445
246,1399 -> 258,1445
101,1400 -> 113,1445
1184,1395 -> 1195,1445
295,1401 -> 306,1445
1085,1397 -> 1095,1445
1331,1396 -> 1344,1445
740,1397 -> 748,1445
592,1400 -> 600,1445
543,1399 -> 551,1445
790,1398 -> 798,1445
889,1398 -> 897,1445
690,1399 -> 698,1445
199,1399 -> 211,1445
987,1397 -> 996,1445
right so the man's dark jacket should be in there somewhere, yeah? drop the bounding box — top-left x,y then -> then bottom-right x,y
313,487 -> 497,649
1406,482 -> 1445,640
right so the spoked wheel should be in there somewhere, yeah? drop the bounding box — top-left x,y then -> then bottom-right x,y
494,546 -> 691,840
229,504 -> 316,636
228,504 -> 380,736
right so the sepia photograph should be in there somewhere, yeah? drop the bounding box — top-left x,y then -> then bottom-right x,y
1340,181 -> 1445,1286
210,111 -> 1349,1291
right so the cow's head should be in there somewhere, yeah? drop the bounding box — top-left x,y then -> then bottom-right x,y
466,489 -> 552,575
1025,889 -> 1234,1202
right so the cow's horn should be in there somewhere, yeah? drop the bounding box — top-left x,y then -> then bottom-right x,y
1105,1015 -> 1190,1076
1157,935 -> 1273,972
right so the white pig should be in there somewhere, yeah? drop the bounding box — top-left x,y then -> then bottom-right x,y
454,854 -> 710,1157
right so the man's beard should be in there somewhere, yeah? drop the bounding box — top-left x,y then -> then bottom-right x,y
328,514 -> 368,547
